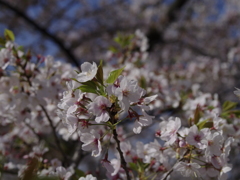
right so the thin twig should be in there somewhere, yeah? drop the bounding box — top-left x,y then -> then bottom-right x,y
161,150 -> 189,180
40,104 -> 69,162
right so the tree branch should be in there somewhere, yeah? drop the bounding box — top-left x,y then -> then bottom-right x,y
147,0 -> 190,51
112,128 -> 131,180
40,104 -> 69,164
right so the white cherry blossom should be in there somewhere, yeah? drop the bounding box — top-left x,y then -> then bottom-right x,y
174,162 -> 201,177
80,129 -> 102,157
88,96 -> 112,123
79,174 -> 97,180
159,117 -> 181,145
77,62 -> 97,82
186,125 -> 207,149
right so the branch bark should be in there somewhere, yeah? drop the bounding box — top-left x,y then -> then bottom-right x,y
147,0 -> 190,51
112,128 -> 131,180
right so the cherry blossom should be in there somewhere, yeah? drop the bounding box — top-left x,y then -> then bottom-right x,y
88,96 -> 112,123
186,125 -> 207,149
159,117 -> 181,145
133,109 -> 154,134
0,29 -> 239,180
79,174 -> 97,180
80,129 -> 102,157
114,76 -> 143,111
174,162 -> 201,177
77,62 -> 98,82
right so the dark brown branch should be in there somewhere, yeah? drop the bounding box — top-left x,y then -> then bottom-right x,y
147,0 -> 190,51
0,0 -> 81,69
167,0 -> 189,23
112,128 -> 131,180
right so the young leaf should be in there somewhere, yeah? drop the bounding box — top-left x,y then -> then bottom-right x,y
0,37 -> 6,45
129,162 -> 138,171
17,46 -> 24,51
4,29 -> 15,41
193,105 -> 201,124
74,169 -> 85,179
106,66 -> 124,84
81,80 -> 98,89
74,70 -> 80,74
197,118 -> 213,130
223,101 -> 238,112
109,46 -> 118,53
96,60 -> 104,85
139,76 -> 147,89
77,81 -> 99,94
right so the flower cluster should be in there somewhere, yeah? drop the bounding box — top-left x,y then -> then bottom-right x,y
0,29 -> 239,180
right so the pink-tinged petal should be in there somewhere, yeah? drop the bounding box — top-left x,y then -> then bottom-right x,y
111,159 -> 121,176
82,142 -> 95,151
207,167 -> 219,177
121,97 -> 130,111
67,105 -> 78,114
80,133 -> 95,143
81,62 -> 93,71
103,161 -> 115,174
89,96 -> 112,123
66,114 -> 78,134
77,62 -> 97,82
143,94 -> 158,104
95,111 -> 110,123
92,139 -> 102,157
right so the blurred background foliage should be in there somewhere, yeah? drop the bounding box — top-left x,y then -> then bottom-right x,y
1,0 -> 239,63
1,0 -> 240,98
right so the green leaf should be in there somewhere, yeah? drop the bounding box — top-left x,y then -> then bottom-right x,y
17,46 -> 24,51
71,78 -> 81,83
114,34 -> 134,48
109,46 -> 118,53
203,122 -> 214,128
98,85 -> 107,96
96,60 -> 104,85
106,66 -> 125,84
4,29 -> 15,41
78,84 -> 98,94
129,162 -> 138,171
77,81 -> 98,94
74,70 -> 80,74
81,80 -> 98,89
0,37 -> 6,45
74,169 -> 85,178
193,105 -> 201,125
139,76 -> 147,89
223,101 -> 238,112
232,110 -> 240,118
196,118 -> 213,130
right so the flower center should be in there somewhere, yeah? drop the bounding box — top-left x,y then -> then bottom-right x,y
123,90 -> 129,96
194,135 -> 201,142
